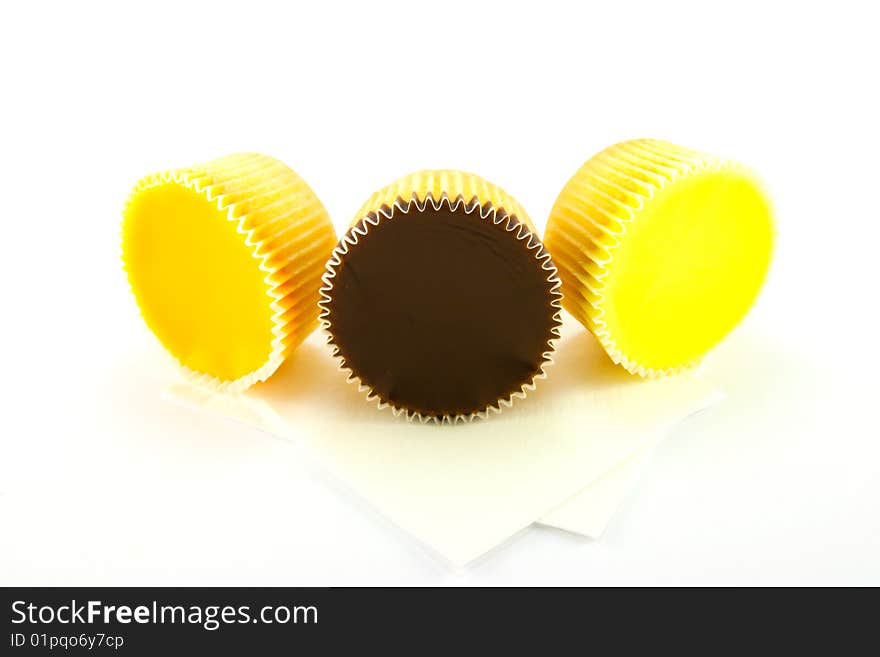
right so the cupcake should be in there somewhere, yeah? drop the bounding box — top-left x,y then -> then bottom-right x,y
122,153 -> 336,392
319,171 -> 562,423
544,139 -> 774,377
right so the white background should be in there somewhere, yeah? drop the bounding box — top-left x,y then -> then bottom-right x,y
1,0 -> 877,585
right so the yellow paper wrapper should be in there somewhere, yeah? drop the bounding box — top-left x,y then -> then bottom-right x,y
544,139 -> 773,377
122,153 -> 337,391
319,170 -> 563,423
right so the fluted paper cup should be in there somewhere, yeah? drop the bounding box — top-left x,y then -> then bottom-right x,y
122,153 -> 336,392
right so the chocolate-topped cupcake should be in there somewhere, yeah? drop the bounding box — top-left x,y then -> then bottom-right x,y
319,171 -> 562,423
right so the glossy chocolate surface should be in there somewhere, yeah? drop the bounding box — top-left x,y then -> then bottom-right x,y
326,203 -> 558,419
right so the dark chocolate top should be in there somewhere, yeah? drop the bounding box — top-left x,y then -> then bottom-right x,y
325,202 -> 559,420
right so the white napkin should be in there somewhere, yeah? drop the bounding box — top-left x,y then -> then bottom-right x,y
168,313 -> 719,566
538,442 -> 655,537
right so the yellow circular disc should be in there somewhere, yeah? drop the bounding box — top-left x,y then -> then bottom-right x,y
122,153 -> 337,391
544,139 -> 774,376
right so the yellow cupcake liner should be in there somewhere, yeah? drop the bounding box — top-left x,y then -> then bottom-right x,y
122,153 -> 336,392
545,139 -> 774,377
319,170 -> 563,423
